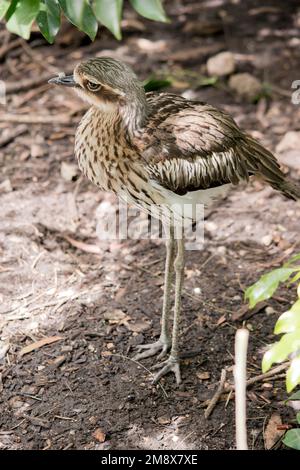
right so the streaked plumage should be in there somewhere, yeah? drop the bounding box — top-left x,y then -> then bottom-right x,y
50,57 -> 300,384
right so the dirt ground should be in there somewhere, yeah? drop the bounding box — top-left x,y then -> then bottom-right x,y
1,0 -> 300,450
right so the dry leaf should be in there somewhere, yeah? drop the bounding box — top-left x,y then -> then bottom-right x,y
93,428 -> 106,443
19,336 -> 63,357
157,416 -> 171,425
63,235 -> 101,254
264,413 -> 285,450
103,309 -> 129,324
126,320 -> 150,333
232,301 -> 268,321
216,314 -> 226,326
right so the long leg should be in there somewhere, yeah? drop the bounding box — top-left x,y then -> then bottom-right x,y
152,235 -> 185,385
134,225 -> 175,360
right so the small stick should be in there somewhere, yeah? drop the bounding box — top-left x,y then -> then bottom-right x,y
224,362 -> 289,392
0,113 -> 74,125
0,125 -> 27,147
0,38 -> 23,61
5,72 -> 52,94
234,328 -> 249,450
204,368 -> 226,419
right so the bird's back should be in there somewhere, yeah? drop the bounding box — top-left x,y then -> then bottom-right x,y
136,92 -> 300,202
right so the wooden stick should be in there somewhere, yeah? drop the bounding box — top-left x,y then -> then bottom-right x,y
234,328 -> 249,450
0,113 -> 74,125
5,73 -> 52,94
204,368 -> 226,419
0,38 -> 23,61
224,362 -> 289,392
0,125 -> 27,147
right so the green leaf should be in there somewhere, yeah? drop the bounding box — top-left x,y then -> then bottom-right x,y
93,0 -> 123,40
58,0 -> 98,40
283,429 -> 300,450
286,355 -> 300,393
143,77 -> 172,92
36,0 -> 61,43
262,331 -> 300,373
245,268 -> 298,308
290,271 -> 300,284
0,0 -> 11,20
284,253 -> 300,267
297,412 -> 300,425
4,0 -> 19,20
286,390 -> 300,401
275,299 -> 300,334
6,0 -> 40,40
129,0 -> 168,22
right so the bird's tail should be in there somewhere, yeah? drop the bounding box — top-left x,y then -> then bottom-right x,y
242,135 -> 300,201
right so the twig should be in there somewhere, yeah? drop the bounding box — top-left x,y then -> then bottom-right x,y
0,113 -> 75,125
15,84 -> 50,108
5,72 -> 52,94
0,38 -> 23,61
234,328 -> 249,450
224,362 -> 289,392
204,368 -> 226,419
0,125 -> 27,147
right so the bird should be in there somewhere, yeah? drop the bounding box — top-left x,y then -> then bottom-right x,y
49,57 -> 300,385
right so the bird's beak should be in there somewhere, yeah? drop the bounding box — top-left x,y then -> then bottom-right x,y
48,74 -> 76,87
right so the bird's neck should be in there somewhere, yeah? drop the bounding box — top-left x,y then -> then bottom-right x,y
120,97 -> 149,136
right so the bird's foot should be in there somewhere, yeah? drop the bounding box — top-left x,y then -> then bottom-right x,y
151,355 -> 181,385
133,337 -> 170,361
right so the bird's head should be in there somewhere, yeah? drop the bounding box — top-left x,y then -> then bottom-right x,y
49,57 -> 147,129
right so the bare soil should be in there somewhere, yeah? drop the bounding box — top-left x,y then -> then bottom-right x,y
0,0 -> 300,450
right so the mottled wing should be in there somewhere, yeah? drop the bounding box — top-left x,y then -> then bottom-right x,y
139,92 -> 299,200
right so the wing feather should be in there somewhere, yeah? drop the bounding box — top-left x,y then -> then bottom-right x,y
136,92 -> 300,200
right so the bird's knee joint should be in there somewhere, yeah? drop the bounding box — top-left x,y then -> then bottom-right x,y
166,238 -> 174,252
174,257 -> 184,272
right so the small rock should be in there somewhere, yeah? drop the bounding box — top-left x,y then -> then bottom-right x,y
193,287 -> 202,295
276,131 -> 300,153
233,294 -> 242,301
275,131 -> 300,171
0,179 -> 12,193
207,51 -> 235,77
265,306 -> 275,315
229,73 -> 262,101
31,143 -> 44,158
262,234 -> 273,246
60,162 -> 78,181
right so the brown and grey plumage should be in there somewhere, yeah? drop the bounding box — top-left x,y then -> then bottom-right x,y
49,57 -> 300,384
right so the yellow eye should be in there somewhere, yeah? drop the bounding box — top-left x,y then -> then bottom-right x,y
87,81 -> 101,92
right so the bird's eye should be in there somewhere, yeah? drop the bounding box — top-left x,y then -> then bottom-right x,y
87,81 -> 101,92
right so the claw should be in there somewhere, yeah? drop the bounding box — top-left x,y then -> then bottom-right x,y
152,356 -> 181,385
133,339 -> 170,361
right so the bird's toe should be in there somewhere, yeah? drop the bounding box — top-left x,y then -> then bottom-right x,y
133,339 -> 170,361
152,356 -> 181,385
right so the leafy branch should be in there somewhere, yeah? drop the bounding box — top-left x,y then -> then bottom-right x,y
246,253 -> 300,450
0,0 -> 169,43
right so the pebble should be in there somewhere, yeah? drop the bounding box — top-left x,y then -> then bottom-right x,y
229,72 -> 262,101
265,306 -> 275,315
207,51 -> 235,76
